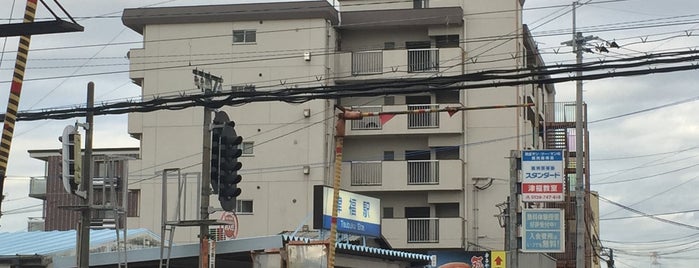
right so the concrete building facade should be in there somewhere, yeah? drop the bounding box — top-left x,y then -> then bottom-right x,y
121,0 -> 567,261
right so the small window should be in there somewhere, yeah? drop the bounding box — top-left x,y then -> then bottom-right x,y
413,0 -> 428,8
384,42 -> 395,50
242,142 -> 254,155
383,151 -> 394,161
236,200 -> 253,214
127,190 -> 140,217
435,35 -> 460,48
384,96 -> 395,105
233,30 -> 256,44
383,207 -> 394,218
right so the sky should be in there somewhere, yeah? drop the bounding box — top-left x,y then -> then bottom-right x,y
1,0 -> 699,267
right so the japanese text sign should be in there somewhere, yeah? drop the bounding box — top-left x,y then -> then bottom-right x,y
313,185 -> 381,237
522,209 -> 565,252
521,150 -> 565,202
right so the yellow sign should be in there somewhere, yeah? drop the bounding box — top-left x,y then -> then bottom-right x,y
491,251 -> 506,268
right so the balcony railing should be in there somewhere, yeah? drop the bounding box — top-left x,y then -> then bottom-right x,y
350,161 -> 382,186
350,106 -> 382,130
545,102 -> 586,123
407,160 -> 439,184
407,218 -> 439,243
29,177 -> 46,199
408,48 -> 439,72
352,50 -> 383,75
408,104 -> 439,128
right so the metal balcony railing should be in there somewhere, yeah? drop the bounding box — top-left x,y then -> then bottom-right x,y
408,48 -> 439,72
408,104 -> 439,128
350,106 -> 382,130
407,218 -> 439,243
545,102 -> 586,123
407,160 -> 439,184
350,161 -> 382,186
352,50 -> 383,75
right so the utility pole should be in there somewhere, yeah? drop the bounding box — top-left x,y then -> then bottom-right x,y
564,3 -> 588,267
77,82 -> 94,268
508,150 -> 519,268
194,69 -> 223,268
200,107 -> 212,268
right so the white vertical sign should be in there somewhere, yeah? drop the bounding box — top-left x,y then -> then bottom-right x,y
521,150 -> 565,202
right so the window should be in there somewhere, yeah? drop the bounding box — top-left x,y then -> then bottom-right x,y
242,142 -> 254,155
383,207 -> 394,218
413,0 -> 428,8
127,190 -> 140,217
435,35 -> 460,48
233,30 -> 256,44
384,42 -> 395,50
383,151 -> 394,161
435,146 -> 459,160
236,200 -> 253,214
435,90 -> 460,103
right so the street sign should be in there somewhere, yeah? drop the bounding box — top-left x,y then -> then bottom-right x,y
521,150 -> 565,202
217,211 -> 238,240
491,251 -> 506,268
522,209 -> 565,253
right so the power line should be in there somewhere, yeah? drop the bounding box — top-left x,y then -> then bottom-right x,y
596,193 -> 699,231
9,49 -> 699,121
601,208 -> 699,221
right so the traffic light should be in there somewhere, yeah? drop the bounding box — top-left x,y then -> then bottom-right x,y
210,111 -> 243,212
60,125 -> 82,195
210,122 -> 223,194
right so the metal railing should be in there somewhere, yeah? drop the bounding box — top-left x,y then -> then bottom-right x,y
352,50 -> 383,75
408,104 -> 439,128
407,218 -> 439,243
544,102 -> 586,123
350,106 -> 382,130
408,48 -> 439,72
407,160 -> 439,184
350,161 -> 382,186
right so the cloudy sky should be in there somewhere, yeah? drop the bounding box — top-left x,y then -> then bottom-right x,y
2,0 -> 699,267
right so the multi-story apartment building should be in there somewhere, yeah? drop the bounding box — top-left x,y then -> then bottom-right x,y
121,1 -> 601,266
27,148 -> 139,231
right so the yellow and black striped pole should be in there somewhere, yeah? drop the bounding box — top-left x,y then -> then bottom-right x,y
0,0 -> 37,216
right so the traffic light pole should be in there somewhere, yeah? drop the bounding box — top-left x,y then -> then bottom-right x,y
77,82 -> 94,268
200,107 -> 213,268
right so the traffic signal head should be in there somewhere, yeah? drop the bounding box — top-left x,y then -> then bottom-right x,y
210,111 -> 243,212
60,125 -> 82,194
218,125 -> 243,212
210,125 -> 223,194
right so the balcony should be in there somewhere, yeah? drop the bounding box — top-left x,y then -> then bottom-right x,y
382,218 -> 463,249
345,104 -> 462,136
127,48 -> 145,81
341,160 -> 461,191
337,47 -> 462,81
128,112 -> 143,138
29,177 -> 46,199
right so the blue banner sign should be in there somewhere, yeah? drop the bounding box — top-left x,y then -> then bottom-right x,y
522,209 -> 565,253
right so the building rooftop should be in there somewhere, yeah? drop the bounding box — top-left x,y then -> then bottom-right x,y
0,228 -> 160,256
122,0 -> 339,34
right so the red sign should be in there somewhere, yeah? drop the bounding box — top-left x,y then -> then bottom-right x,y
218,212 -> 238,240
